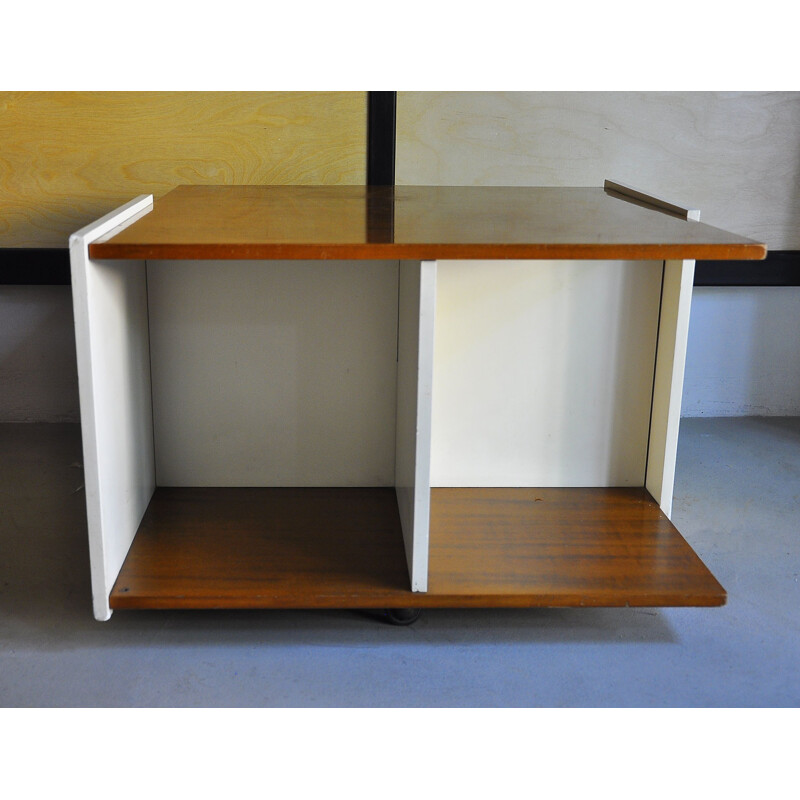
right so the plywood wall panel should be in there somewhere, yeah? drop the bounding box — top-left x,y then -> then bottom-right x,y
397,92 -> 800,250
0,92 -> 366,247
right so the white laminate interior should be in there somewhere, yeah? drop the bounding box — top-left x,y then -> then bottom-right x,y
682,286 -> 800,417
430,259 -> 663,487
147,259 -> 399,487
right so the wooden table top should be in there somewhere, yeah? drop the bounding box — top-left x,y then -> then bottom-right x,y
90,184 -> 767,261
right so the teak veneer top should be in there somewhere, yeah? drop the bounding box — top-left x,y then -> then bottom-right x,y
90,185 -> 767,261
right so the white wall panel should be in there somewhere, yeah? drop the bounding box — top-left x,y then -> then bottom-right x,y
682,287 -> 800,417
0,286 -> 79,422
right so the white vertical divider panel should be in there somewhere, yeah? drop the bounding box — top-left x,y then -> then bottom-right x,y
69,195 -> 155,621
395,260 -> 436,592
646,259 -> 696,518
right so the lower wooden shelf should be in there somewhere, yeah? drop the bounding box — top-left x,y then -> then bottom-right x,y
110,486 -> 725,610
428,487 -> 725,606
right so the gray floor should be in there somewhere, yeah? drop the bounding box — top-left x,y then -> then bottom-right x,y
1,417 -> 798,707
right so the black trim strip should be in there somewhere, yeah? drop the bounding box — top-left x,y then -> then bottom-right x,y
0,248 -> 70,285
367,91 -> 396,187
695,251 -> 800,287
3,249 -> 796,288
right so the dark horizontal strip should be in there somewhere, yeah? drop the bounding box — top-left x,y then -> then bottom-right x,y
0,248 -> 70,285
3,248 -> 796,287
695,250 -> 800,286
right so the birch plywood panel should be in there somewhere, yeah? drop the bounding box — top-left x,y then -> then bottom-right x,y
0,92 -> 366,247
396,91 -> 800,249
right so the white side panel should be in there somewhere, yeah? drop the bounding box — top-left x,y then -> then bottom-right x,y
147,260 -> 398,486
395,261 -> 436,592
431,260 -> 662,487
646,259 -> 695,517
69,195 -> 155,621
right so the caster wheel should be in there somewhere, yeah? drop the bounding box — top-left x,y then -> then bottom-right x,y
383,608 -> 422,626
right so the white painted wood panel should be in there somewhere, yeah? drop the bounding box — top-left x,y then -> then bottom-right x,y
395,260 -> 436,591
430,260 -> 662,487
646,259 -> 695,517
147,260 -> 399,487
69,195 -> 155,621
397,91 -> 800,250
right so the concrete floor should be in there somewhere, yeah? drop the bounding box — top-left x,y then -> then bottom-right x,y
0,417 -> 798,707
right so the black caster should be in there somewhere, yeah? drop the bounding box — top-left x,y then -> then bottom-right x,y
382,608 -> 422,626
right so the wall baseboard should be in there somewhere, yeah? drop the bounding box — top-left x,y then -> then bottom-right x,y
3,249 -> 797,288
0,249 -> 70,285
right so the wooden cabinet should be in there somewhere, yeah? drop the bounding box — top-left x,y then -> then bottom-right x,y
70,184 -> 765,620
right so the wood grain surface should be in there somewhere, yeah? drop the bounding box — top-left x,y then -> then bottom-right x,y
109,486 -> 725,609
90,184 -> 765,261
0,92 -> 366,247
110,487 -> 414,609
427,488 -> 725,606
396,91 -> 800,250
